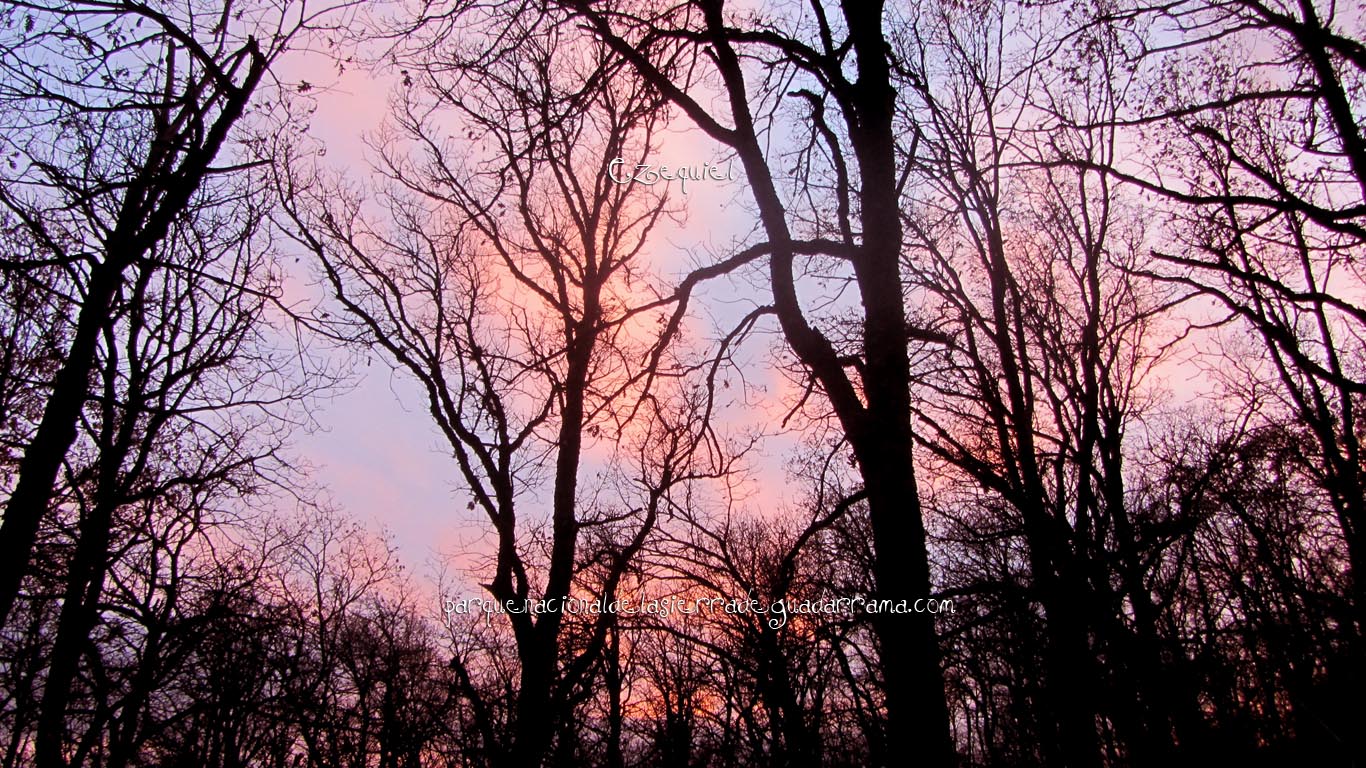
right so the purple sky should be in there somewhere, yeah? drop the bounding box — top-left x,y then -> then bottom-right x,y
283,56 -> 777,584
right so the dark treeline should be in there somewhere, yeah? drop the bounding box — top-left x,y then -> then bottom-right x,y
0,0 -> 1362,767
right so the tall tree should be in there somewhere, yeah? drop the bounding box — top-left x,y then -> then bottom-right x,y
544,1 -> 959,759
280,12 -> 721,764
0,0 -> 347,628
30,193 -> 313,768
1088,0 -> 1366,631
895,1 -> 1206,761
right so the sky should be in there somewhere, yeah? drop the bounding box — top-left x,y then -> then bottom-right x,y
278,49 -> 776,583
273,31 -> 1223,591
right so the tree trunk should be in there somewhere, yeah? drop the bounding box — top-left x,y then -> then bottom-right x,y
0,256 -> 128,628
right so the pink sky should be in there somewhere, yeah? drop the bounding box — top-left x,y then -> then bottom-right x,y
277,41 -> 1219,597
279,49 -> 794,588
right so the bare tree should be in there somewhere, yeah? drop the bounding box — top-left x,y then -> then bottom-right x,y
0,0 -> 351,629
31,192 -> 313,768
531,1 -> 963,759
1085,0 -> 1366,631
279,12 -> 726,764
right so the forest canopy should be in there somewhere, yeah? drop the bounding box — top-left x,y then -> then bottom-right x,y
1,0 -> 1363,766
